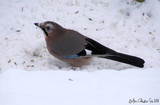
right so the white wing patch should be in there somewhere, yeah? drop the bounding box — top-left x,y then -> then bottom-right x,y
85,49 -> 114,58
86,49 -> 92,55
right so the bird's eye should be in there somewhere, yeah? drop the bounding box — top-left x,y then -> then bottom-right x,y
44,23 -> 54,33
45,26 -> 52,32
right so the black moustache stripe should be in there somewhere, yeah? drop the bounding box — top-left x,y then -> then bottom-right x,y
42,29 -> 48,36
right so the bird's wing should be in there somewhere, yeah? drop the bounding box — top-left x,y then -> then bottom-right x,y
51,30 -> 87,56
85,38 -> 117,55
85,38 -> 145,67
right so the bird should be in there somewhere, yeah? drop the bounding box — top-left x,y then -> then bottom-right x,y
34,21 -> 145,68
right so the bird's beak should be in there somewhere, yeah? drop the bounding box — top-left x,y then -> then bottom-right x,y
34,23 -> 41,28
34,22 -> 48,36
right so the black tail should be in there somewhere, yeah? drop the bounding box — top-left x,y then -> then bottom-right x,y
85,38 -> 145,68
102,52 -> 145,68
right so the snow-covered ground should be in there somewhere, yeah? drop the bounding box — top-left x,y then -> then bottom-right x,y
0,0 -> 160,105
0,68 -> 160,105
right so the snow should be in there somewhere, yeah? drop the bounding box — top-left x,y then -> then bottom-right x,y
0,0 -> 160,105
0,68 -> 160,105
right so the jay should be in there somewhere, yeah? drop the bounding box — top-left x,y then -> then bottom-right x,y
34,21 -> 145,67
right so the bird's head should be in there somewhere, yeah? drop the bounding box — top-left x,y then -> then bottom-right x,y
34,21 -> 63,36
